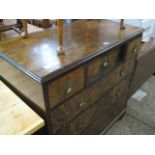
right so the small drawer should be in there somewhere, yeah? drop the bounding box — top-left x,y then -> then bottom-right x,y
126,37 -> 141,59
87,48 -> 121,84
114,57 -> 135,83
55,77 -> 129,135
48,67 -> 85,109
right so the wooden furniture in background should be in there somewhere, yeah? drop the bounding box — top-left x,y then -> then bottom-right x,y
0,80 -> 45,135
0,20 -> 143,134
0,20 -> 43,41
57,19 -> 64,55
129,37 -> 155,97
27,19 -> 52,28
0,19 -> 28,39
21,19 -> 28,38
120,19 -> 125,30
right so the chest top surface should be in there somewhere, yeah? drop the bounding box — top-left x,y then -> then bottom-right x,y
0,20 -> 143,83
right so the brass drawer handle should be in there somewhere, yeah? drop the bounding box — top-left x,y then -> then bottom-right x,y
102,59 -> 108,68
66,87 -> 72,94
79,101 -> 86,108
66,81 -> 73,94
79,98 -> 86,108
120,71 -> 125,77
132,46 -> 137,54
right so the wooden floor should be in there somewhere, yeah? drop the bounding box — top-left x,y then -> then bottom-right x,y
0,81 -> 45,135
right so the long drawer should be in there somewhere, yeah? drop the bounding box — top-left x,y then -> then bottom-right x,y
81,95 -> 127,135
50,58 -> 134,133
55,76 -> 130,134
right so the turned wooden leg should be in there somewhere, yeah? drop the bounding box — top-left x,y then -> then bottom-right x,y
21,19 -> 28,38
120,19 -> 125,30
57,19 -> 65,55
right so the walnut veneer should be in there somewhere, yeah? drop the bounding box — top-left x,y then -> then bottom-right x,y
0,20 -> 143,134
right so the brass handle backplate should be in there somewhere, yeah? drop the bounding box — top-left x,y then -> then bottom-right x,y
120,71 -> 125,77
132,45 -> 137,54
79,98 -> 86,108
102,59 -> 108,68
66,87 -> 72,94
65,81 -> 73,94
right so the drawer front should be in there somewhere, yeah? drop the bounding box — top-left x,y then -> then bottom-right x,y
87,48 -> 121,84
55,77 -> 129,135
51,81 -> 101,133
48,67 -> 85,109
51,59 -> 134,133
126,37 -> 141,59
82,95 -> 127,135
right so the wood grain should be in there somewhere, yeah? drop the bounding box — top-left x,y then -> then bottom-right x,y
0,81 -> 45,135
0,58 -> 45,111
126,36 -> 141,60
87,47 -> 121,84
48,67 -> 84,108
56,77 -> 129,135
0,20 -> 143,83
82,95 -> 127,135
51,59 -> 133,133
0,20 -> 143,134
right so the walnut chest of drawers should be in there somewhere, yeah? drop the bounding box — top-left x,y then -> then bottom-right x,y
0,20 -> 143,134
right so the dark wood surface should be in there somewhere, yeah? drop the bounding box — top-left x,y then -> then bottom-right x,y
52,75 -> 130,133
87,47 -> 121,84
125,36 -> 141,60
0,20 -> 143,134
48,67 -> 85,108
82,95 -> 127,135
0,19 -> 143,83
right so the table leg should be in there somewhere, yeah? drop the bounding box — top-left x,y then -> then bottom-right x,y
21,19 -> 28,38
57,19 -> 65,55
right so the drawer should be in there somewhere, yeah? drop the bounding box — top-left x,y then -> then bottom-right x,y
87,48 -> 121,84
51,81 -> 101,133
82,95 -> 127,135
51,59 -> 134,133
126,37 -> 141,59
55,77 -> 129,135
48,67 -> 85,109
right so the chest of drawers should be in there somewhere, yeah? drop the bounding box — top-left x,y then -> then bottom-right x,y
0,20 -> 143,134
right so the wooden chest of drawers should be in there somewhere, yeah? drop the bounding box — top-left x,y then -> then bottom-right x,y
0,20 -> 143,134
